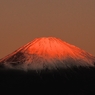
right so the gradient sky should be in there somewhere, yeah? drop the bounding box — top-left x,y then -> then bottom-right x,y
0,0 -> 95,58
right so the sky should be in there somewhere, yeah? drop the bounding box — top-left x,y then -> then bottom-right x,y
0,0 -> 95,59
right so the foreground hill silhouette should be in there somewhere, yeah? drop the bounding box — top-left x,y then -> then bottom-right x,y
0,37 -> 95,95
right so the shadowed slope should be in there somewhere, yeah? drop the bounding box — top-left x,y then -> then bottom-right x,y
0,67 -> 95,95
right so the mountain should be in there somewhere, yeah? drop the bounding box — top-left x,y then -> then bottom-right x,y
0,37 -> 95,95
0,37 -> 95,70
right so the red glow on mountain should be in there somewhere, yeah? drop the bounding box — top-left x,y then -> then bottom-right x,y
0,37 -> 95,70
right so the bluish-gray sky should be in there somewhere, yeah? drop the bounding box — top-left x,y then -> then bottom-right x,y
0,0 -> 95,58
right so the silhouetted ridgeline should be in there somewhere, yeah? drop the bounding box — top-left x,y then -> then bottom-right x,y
0,65 -> 95,95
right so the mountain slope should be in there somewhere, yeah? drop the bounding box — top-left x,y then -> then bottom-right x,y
0,37 -> 95,95
0,37 -> 95,70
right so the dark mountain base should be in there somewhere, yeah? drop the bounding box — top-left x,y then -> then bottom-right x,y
0,67 -> 95,95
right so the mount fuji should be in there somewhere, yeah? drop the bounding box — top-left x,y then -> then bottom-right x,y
0,37 -> 95,70
0,37 -> 95,95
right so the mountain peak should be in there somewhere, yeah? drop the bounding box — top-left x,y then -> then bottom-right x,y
0,37 -> 95,70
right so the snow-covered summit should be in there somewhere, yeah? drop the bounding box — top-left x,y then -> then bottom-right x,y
0,37 -> 95,70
